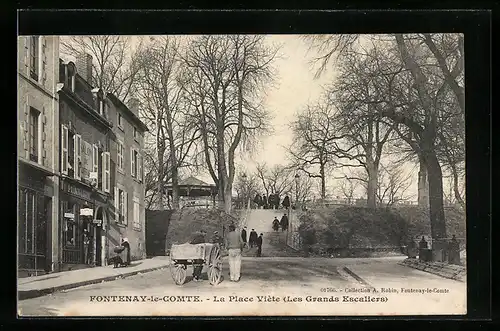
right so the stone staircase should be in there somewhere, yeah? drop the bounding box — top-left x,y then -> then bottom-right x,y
240,208 -> 302,257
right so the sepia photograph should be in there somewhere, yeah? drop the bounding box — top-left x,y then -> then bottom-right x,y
17,33 -> 466,316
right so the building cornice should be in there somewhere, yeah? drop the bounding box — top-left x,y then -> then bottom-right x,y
18,72 -> 58,100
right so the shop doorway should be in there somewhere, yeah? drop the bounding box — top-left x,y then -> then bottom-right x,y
94,207 -> 104,266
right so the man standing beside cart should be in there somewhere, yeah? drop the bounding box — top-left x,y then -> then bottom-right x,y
190,229 -> 207,281
225,224 -> 244,282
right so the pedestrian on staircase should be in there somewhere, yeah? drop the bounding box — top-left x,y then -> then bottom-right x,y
280,213 -> 289,232
256,233 -> 263,257
249,229 -> 258,248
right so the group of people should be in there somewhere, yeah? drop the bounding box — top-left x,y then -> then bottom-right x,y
240,227 -> 263,252
253,194 -> 291,210
187,225 -> 264,282
272,214 -> 289,232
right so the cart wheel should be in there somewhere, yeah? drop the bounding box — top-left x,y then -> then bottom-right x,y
209,247 -> 223,286
171,264 -> 187,285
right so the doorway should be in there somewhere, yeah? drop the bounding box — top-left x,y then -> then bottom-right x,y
95,225 -> 102,266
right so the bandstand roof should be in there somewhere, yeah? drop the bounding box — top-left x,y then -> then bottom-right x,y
164,176 -> 216,197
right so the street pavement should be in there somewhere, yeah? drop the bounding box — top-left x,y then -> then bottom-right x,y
17,256 -> 466,317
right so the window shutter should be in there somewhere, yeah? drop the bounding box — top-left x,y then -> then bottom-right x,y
74,134 -> 81,180
114,187 -> 119,222
101,151 -> 106,191
104,152 -> 111,193
22,102 -> 29,152
123,191 -> 128,225
130,148 -> 136,177
92,144 -> 99,173
23,37 -> 29,75
41,37 -> 47,86
61,125 -> 68,175
138,153 -> 143,182
41,107 -> 47,166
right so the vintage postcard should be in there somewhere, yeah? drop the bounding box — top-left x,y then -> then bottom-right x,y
17,33 -> 466,317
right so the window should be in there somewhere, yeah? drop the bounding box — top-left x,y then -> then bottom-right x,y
92,144 -> 99,184
29,36 -> 39,81
102,152 -> 110,193
117,113 -> 123,130
130,148 -> 137,177
114,188 -> 128,225
117,141 -> 124,171
61,125 -> 69,175
133,127 -> 138,140
73,134 -> 82,180
28,107 -> 39,163
133,197 -> 140,230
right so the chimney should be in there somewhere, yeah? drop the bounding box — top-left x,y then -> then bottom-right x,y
128,98 -> 140,116
75,53 -> 93,85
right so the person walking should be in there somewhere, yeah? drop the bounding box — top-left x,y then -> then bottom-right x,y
190,229 -> 207,281
256,233 -> 263,257
225,224 -> 244,282
272,217 -> 279,232
280,213 -> 289,232
249,229 -> 258,248
282,195 -> 290,210
241,226 -> 248,248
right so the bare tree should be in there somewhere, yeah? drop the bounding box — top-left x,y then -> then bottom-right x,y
233,172 -> 261,209
255,163 -> 294,199
339,179 -> 358,205
133,37 -> 199,210
305,33 -> 465,241
61,36 -> 142,102
288,102 -> 339,199
182,35 -> 278,213
376,164 -> 415,207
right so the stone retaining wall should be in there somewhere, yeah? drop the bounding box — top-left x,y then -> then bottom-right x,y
399,258 -> 466,282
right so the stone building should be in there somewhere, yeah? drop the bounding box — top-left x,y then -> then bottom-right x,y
106,94 -> 148,261
17,36 -> 60,276
56,55 -> 113,270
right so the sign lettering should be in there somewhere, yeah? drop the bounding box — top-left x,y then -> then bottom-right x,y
63,181 -> 92,201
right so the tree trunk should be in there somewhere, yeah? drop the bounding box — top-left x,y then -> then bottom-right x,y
422,150 -> 447,240
450,163 -> 466,210
320,161 -> 326,199
418,156 -> 430,208
366,162 -> 378,208
224,182 -> 232,213
170,164 -> 179,209
157,146 -> 165,211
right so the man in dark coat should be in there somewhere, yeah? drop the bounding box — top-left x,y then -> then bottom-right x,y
280,214 -> 289,232
282,195 -> 290,209
262,194 -> 268,209
190,229 -> 207,281
249,229 -> 258,248
275,194 -> 281,210
272,217 -> 280,232
256,233 -> 263,257
241,227 -> 248,247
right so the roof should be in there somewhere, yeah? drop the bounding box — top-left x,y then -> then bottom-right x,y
107,93 -> 149,132
178,177 -> 214,187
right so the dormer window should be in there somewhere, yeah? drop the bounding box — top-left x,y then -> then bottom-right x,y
92,88 -> 105,116
66,62 -> 77,92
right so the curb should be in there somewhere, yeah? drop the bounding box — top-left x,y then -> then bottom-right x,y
18,264 -> 170,301
342,266 -> 374,289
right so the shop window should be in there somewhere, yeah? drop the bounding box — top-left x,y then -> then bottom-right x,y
63,201 -> 77,248
28,107 -> 40,163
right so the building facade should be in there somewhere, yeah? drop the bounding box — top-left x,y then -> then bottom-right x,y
18,36 -> 60,276
106,94 -> 147,261
57,55 -> 114,270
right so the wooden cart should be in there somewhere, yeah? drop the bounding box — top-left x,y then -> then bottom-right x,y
169,243 -> 223,285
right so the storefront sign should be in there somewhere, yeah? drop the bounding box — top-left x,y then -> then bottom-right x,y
63,181 -> 92,201
93,219 -> 102,225
80,208 -> 94,216
64,212 -> 75,219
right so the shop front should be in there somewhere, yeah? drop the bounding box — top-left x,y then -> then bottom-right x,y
18,162 -> 54,276
59,179 -> 110,270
